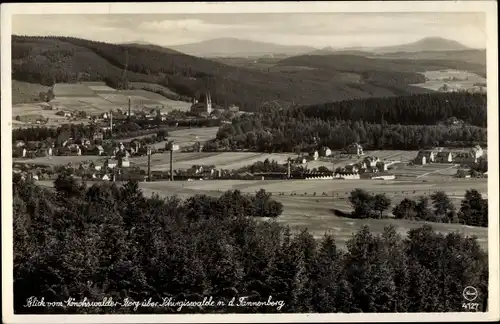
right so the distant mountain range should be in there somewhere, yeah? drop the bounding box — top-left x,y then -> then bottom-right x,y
12,35 -> 486,112
164,36 -> 479,58
320,37 -> 473,55
168,37 -> 316,57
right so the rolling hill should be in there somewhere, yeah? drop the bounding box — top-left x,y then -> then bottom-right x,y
169,37 -> 316,57
304,37 -> 485,67
371,37 -> 472,53
276,54 -> 486,78
372,49 -> 487,67
11,35 -> 485,111
324,37 -> 473,54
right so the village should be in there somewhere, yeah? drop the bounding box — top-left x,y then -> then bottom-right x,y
12,131 -> 487,184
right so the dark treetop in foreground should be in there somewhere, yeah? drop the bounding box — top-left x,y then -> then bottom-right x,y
14,177 -> 488,314
346,188 -> 488,227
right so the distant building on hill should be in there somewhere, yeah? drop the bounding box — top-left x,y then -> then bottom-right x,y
435,151 -> 454,163
415,150 -> 436,165
190,92 -> 213,115
319,146 -> 332,157
228,104 -> 239,112
345,143 -> 363,156
470,145 -> 484,160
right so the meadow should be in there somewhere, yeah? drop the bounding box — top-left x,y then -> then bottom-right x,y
132,178 -> 489,250
11,81 -> 192,127
13,155 -> 106,166
412,69 -> 486,91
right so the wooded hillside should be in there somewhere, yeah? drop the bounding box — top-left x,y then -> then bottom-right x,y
10,35 -> 473,111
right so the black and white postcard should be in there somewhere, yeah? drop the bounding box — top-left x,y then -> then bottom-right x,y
1,1 -> 499,323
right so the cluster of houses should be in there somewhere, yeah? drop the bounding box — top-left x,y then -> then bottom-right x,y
414,145 -> 484,165
294,143 -> 364,164
99,107 -> 169,122
334,155 -> 389,179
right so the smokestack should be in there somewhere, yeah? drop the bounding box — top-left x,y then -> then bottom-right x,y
147,148 -> 152,182
128,97 -> 131,119
170,149 -> 174,181
110,111 -> 113,135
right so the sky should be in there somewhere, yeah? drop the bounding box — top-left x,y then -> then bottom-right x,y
11,13 -> 487,49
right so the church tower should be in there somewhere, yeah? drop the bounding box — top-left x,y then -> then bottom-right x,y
205,91 -> 212,114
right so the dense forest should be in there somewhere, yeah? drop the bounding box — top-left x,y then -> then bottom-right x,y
12,35 -> 485,111
14,178 -> 488,313
296,92 -> 487,127
278,54 -> 487,78
206,99 -> 487,152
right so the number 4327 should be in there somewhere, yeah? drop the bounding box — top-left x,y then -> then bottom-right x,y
462,303 -> 480,311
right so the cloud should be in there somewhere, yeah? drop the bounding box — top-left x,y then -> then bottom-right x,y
11,13 -> 486,49
137,18 -> 249,33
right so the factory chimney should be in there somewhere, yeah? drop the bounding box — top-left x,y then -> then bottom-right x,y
110,110 -> 113,135
147,147 -> 152,182
128,97 -> 131,119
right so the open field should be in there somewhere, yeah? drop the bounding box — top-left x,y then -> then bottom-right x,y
135,150 -> 423,173
121,179 -> 489,250
151,127 -> 220,149
11,82 -> 192,127
130,150 -> 468,179
412,69 -> 486,92
35,176 -> 488,250
13,155 -> 106,166
129,152 -> 293,171
128,82 -> 182,98
12,81 -> 49,104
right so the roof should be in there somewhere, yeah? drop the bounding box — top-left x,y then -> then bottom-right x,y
417,151 -> 434,158
455,152 -> 472,158
436,152 -> 452,158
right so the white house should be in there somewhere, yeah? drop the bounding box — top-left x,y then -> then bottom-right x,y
470,145 -> 484,159
15,141 -> 26,148
435,152 -> 454,163
96,145 -> 105,156
102,174 -> 110,181
320,147 -> 332,157
415,150 -> 436,165
364,156 -> 380,168
120,157 -> 130,168
334,172 -> 360,180
346,143 -> 363,155
107,159 -> 118,169
376,162 -> 388,172
345,164 -> 359,173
